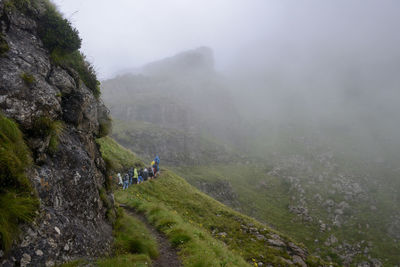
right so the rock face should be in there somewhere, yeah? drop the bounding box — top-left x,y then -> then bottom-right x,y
197,180 -> 240,208
101,47 -> 246,165
0,2 -> 112,266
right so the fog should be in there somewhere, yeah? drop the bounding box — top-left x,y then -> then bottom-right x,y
53,0 -> 400,161
52,0 -> 400,79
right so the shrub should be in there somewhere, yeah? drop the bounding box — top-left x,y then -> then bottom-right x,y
98,115 -> 112,138
0,113 -> 38,251
4,0 -> 30,13
10,0 -> 101,99
20,72 -> 35,86
37,6 -> 81,53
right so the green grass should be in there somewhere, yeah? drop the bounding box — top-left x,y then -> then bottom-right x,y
51,50 -> 100,98
97,208 -> 158,266
96,136 -> 144,173
98,115 -> 112,138
116,170 -> 322,266
98,254 -> 151,267
5,0 -> 101,98
37,2 -> 81,53
31,116 -> 64,154
173,163 -> 400,265
0,32 -> 9,56
20,72 -> 35,86
0,113 -> 38,251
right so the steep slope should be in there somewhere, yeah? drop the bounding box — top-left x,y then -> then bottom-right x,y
0,1 -> 113,266
111,120 -> 244,166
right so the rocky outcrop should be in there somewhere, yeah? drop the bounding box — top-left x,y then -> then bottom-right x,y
0,2 -> 112,266
197,180 -> 240,208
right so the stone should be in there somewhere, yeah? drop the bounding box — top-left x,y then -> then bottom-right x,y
54,226 -> 61,235
20,253 -> 31,267
292,255 -> 307,267
45,260 -> 55,267
64,244 -> 70,251
256,234 -> 266,241
267,239 -> 286,247
35,249 -> 44,256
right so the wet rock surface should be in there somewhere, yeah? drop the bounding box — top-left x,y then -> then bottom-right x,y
0,3 -> 112,266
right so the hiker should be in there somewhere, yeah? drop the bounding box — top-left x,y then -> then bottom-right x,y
143,167 -> 149,181
154,155 -> 160,176
128,167 -> 133,185
117,173 -> 123,186
151,160 -> 157,176
148,167 -> 154,179
133,167 -> 138,184
138,168 -> 143,184
123,173 -> 129,190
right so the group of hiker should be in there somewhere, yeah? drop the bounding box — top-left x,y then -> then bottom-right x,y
117,155 -> 160,189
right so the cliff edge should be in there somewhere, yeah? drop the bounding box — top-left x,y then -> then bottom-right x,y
0,1 -> 113,266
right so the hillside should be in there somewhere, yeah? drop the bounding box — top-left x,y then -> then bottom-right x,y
101,47 -> 246,154
95,137 -> 329,266
101,48 -> 400,266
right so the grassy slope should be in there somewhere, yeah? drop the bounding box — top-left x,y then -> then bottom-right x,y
97,136 -> 144,171
97,208 -> 158,267
116,171 -> 329,266
61,208 -> 158,267
173,164 -> 400,266
98,137 -> 327,266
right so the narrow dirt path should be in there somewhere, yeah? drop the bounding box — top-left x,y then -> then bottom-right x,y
119,204 -> 182,267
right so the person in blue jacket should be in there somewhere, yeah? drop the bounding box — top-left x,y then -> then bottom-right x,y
154,155 -> 160,175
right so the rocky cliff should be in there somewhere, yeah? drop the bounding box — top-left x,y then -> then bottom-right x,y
0,1 -> 113,266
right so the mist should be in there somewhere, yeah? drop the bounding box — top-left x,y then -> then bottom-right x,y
54,1 -> 400,263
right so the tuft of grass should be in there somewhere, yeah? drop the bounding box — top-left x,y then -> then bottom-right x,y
20,72 -> 35,86
0,32 -> 10,56
99,187 -> 116,224
0,113 -> 38,251
31,116 -> 64,154
96,137 -> 144,173
0,114 -> 32,191
0,192 -> 39,251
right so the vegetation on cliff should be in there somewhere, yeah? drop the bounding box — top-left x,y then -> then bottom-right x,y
97,136 -> 143,173
0,114 -> 38,252
4,0 -> 101,98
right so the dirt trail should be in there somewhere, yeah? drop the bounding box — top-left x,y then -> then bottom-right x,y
120,204 -> 182,267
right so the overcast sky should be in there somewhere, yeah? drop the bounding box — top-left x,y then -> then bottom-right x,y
52,0 -> 400,79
